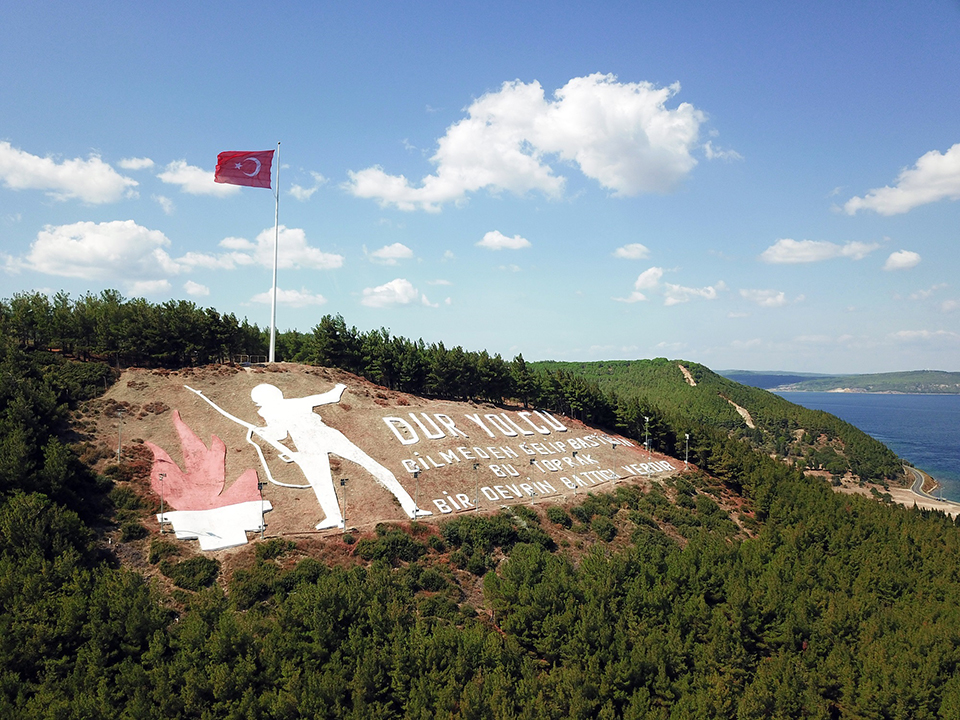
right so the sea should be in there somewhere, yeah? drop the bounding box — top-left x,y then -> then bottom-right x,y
777,392 -> 960,502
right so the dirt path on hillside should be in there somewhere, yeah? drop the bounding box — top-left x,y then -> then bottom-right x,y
678,364 -> 697,386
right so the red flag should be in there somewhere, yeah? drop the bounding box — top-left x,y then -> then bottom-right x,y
214,150 -> 275,189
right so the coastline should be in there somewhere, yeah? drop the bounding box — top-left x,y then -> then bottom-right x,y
775,388 -> 960,395
832,466 -> 960,519
889,466 -> 960,518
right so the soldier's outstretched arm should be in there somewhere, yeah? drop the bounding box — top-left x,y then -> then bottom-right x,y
303,383 -> 347,408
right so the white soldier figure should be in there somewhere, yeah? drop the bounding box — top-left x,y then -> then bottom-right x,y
250,382 -> 429,529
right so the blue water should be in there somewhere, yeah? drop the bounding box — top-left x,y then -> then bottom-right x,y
777,392 -> 960,501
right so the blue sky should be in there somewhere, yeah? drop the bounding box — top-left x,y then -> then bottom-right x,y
2,1 -> 958,373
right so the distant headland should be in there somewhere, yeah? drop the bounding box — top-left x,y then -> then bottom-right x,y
720,369 -> 960,394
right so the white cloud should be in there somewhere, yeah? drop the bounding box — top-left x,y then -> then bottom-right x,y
153,194 -> 175,214
219,236 -> 253,251
702,141 -> 743,161
0,141 -> 138,203
1,252 -> 18,274
289,171 -> 327,201
369,242 -> 414,264
23,220 -> 179,280
740,288 -> 788,307
477,230 -> 531,250
361,278 -> 421,307
942,300 -> 958,312
883,250 -> 921,271
212,226 -> 344,270
614,266 -> 663,302
635,266 -> 664,289
118,157 -> 155,170
663,281 -> 725,306
613,243 -> 650,260
345,73 -> 704,211
498,264 -> 522,273
421,294 -> 439,308
427,279 -> 452,286
614,266 -> 723,306
251,288 -> 327,307
129,279 -> 171,296
184,280 -> 210,296
176,250 -> 250,270
760,238 -> 880,263
158,160 -> 239,197
909,283 -> 947,301
844,143 -> 960,215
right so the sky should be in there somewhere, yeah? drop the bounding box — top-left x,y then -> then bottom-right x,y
1,1 -> 959,374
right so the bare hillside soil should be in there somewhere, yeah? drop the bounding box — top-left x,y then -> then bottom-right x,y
78,364 -> 696,550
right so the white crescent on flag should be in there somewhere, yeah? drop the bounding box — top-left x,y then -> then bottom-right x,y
243,157 -> 262,177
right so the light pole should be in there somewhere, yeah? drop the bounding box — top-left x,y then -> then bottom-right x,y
685,433 -> 690,467
644,416 -> 650,453
413,471 -> 419,520
572,451 -> 578,494
611,443 -> 618,484
158,472 -> 166,533
340,478 -> 348,530
258,479 -> 266,539
473,463 -> 480,511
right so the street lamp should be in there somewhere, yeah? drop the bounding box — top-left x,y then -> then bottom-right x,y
258,479 -> 266,539
572,451 -> 578,494
685,433 -> 690,467
413,471 -> 420,519
473,462 -> 480,511
644,417 -> 650,452
340,478 -> 348,530
158,472 -> 166,533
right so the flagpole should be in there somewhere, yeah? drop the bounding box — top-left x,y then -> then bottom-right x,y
269,141 -> 280,363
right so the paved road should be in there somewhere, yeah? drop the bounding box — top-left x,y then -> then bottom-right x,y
908,465 -> 944,501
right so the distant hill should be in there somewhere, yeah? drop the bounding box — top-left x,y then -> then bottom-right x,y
721,369 -> 960,394
718,370 -> 831,390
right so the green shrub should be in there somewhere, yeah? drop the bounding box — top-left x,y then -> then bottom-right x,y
160,556 -> 220,591
591,516 -> 617,542
120,521 -> 147,542
109,485 -> 147,511
255,538 -> 295,561
418,567 -> 448,592
511,505 -> 540,525
148,538 -> 181,564
546,505 -> 572,528
355,529 -> 426,564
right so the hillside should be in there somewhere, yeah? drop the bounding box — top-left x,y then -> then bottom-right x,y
529,358 -> 903,483
8,343 -> 960,716
6,295 -> 960,717
721,368 -> 960,393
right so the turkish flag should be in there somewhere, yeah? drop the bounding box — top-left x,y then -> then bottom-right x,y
214,150 -> 274,189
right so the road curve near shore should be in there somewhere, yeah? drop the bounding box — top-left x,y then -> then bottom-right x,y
908,466 -> 936,500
